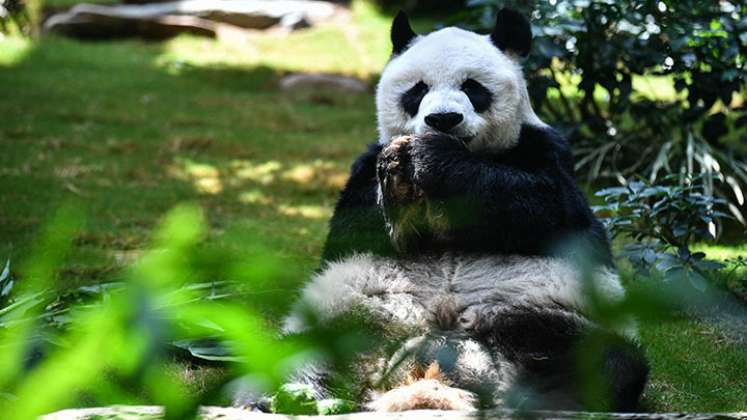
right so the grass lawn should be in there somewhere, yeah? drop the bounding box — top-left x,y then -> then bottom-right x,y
0,3 -> 389,284
1,1 -> 746,412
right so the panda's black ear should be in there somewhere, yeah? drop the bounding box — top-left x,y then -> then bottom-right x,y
490,8 -> 532,57
391,10 -> 417,55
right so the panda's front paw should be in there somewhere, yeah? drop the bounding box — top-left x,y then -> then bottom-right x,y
377,136 -> 423,205
377,136 -> 430,253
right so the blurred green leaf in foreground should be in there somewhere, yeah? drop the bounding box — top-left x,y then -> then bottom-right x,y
0,203 -> 353,419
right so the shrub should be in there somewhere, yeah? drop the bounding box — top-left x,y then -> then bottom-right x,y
459,0 -> 747,223
594,176 -> 730,290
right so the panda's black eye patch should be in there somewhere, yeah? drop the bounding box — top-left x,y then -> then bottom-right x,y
461,79 -> 492,113
401,81 -> 429,117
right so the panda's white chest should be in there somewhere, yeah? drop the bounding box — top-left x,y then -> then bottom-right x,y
357,257 -> 501,326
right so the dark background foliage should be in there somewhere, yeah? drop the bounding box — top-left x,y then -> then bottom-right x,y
455,0 -> 747,232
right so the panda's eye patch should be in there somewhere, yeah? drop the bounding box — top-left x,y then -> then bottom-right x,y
461,79 -> 492,113
401,81 -> 429,117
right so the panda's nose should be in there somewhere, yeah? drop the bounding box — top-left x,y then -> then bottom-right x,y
424,112 -> 463,132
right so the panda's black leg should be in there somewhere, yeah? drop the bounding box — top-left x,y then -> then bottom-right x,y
601,342 -> 649,411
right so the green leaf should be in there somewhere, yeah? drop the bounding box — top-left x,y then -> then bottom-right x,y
171,339 -> 242,363
678,248 -> 691,260
0,260 -> 14,300
694,259 -> 725,271
664,266 -> 686,281
687,270 -> 708,292
317,399 -> 356,415
271,383 -> 318,415
595,187 -> 629,197
642,248 -> 657,264
0,260 -> 9,284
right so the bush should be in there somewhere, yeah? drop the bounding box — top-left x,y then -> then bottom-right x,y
459,1 -> 747,223
594,176 -> 730,290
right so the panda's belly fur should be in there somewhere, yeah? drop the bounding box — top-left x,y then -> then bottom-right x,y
287,252 -> 629,338
282,253 -> 637,407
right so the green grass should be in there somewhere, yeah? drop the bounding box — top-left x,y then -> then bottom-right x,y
0,20 -> 386,286
641,318 -> 747,411
2,2 -> 747,412
695,244 -> 747,261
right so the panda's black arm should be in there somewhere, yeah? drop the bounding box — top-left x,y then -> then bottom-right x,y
409,125 -> 611,260
320,143 -> 395,263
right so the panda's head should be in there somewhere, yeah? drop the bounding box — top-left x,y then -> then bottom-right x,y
376,9 -> 543,152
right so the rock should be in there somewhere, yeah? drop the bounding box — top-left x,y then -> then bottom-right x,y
42,405 -> 164,420
193,0 -> 335,29
43,0 -> 337,39
279,73 -> 369,94
44,5 -> 221,39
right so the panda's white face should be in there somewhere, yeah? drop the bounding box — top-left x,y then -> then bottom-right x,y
376,26 -> 542,152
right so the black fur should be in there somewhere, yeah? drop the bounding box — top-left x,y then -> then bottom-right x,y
401,81 -> 429,117
491,8 -> 533,57
322,143 -> 395,262
391,10 -> 417,55
322,124 -> 612,265
461,79 -> 493,113
477,306 -> 648,411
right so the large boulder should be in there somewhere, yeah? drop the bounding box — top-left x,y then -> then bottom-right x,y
43,0 -> 337,39
279,73 -> 369,94
44,4 -> 220,39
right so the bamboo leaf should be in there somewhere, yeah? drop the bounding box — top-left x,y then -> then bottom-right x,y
728,202 -> 746,225
725,176 -> 745,206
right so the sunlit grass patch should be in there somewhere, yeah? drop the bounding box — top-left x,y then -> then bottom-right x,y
0,36 -> 33,65
150,0 -> 403,78
694,244 -> 747,261
544,66 -> 682,105
277,204 -> 331,220
157,29 -> 368,76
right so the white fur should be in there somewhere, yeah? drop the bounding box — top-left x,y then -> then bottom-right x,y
287,253 -> 636,340
376,27 -> 545,152
286,253 -> 636,409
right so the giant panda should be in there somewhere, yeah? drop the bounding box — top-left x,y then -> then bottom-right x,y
281,9 -> 648,413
